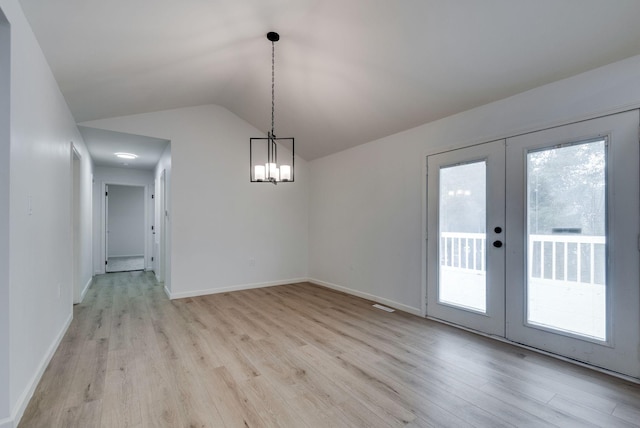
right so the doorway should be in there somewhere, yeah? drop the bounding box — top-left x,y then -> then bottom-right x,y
155,169 -> 167,282
105,184 -> 146,272
426,110 -> 640,378
71,145 -> 82,302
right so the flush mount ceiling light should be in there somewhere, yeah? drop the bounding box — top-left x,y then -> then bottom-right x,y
250,32 -> 294,184
114,152 -> 138,160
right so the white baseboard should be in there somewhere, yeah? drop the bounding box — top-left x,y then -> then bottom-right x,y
11,312 -> 73,428
166,278 -> 308,300
78,276 -> 92,303
307,278 -> 424,316
163,284 -> 170,299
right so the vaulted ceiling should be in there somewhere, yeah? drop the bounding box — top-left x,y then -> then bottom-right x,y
18,0 -> 640,160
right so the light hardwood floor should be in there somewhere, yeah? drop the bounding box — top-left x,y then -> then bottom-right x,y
20,271 -> 640,427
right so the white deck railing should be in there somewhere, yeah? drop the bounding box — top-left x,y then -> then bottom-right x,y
529,234 -> 605,285
440,232 -> 486,272
440,232 -> 606,285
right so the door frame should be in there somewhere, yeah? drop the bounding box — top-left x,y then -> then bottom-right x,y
155,169 -> 167,283
101,181 -> 152,274
70,143 -> 82,302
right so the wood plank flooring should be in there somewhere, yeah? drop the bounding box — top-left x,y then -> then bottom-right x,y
19,271 -> 640,427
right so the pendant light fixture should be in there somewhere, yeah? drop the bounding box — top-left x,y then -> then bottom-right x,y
250,32 -> 294,184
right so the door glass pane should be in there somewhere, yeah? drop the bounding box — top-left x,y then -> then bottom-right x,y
439,161 -> 486,312
527,140 -> 606,340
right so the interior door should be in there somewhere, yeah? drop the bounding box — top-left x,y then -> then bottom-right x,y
427,140 -> 506,337
505,110 -> 640,378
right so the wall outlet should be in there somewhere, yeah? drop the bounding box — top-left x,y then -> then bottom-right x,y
57,283 -> 61,298
248,257 -> 256,267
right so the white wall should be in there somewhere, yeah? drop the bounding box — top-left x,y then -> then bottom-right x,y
82,104 -> 309,298
0,7 -> 10,427
92,166 -> 154,274
0,0 -> 93,426
309,54 -> 640,315
107,185 -> 145,257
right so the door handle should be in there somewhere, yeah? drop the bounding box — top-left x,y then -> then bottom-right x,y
493,240 -> 503,248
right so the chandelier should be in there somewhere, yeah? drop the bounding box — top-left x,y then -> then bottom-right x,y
250,32 -> 294,184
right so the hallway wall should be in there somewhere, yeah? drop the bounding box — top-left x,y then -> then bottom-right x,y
153,144 -> 171,286
0,0 -> 93,426
0,7 -> 9,427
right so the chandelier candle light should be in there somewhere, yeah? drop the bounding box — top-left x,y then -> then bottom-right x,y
250,32 -> 294,184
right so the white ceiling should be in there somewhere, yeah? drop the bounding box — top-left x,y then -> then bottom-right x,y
18,0 -> 640,161
78,126 -> 169,170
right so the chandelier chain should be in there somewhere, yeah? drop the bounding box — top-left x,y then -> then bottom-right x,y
271,40 -> 275,137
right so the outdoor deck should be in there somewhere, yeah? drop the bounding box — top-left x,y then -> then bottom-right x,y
440,232 -> 606,339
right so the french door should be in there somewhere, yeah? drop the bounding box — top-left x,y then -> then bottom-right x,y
427,110 -> 640,378
427,140 -> 506,337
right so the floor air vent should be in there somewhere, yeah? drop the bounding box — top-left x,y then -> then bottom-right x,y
372,303 -> 395,312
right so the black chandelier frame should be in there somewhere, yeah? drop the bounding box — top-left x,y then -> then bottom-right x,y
249,134 -> 295,183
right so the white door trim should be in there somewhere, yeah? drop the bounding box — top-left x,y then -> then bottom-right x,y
101,182 -> 151,274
